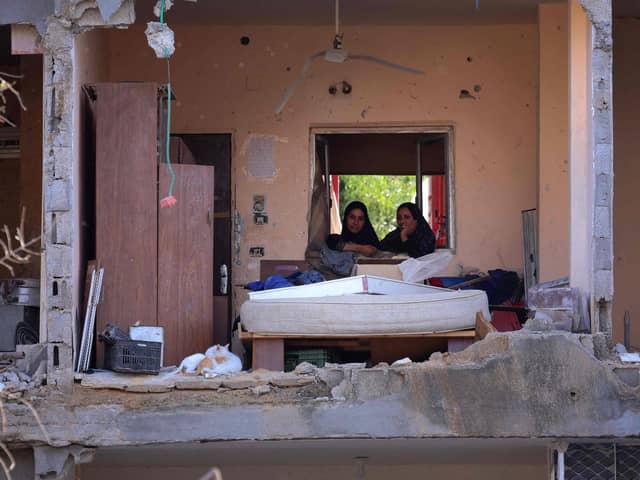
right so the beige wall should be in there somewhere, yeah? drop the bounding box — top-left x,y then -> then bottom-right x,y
538,3 -> 570,283
102,23 -> 538,310
613,18 -> 640,348
82,463 -> 546,480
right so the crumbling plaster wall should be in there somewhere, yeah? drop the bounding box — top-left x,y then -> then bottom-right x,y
102,23 -> 539,311
574,0 -> 614,335
2,0 -> 137,390
4,332 -> 640,446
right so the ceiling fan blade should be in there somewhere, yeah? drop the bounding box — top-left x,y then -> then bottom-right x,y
274,51 -> 326,115
348,54 -> 425,75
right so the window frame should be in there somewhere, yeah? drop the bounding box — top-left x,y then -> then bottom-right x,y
308,125 -> 456,252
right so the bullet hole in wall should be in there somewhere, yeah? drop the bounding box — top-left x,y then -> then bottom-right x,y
459,89 -> 476,100
240,36 -> 250,46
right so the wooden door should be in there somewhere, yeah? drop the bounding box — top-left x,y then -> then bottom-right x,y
170,134 -> 232,345
94,83 -> 159,367
158,164 -> 214,366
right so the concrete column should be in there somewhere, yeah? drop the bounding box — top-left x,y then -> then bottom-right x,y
538,3 -> 569,283
571,0 -> 614,335
33,445 -> 95,480
41,20 -> 76,390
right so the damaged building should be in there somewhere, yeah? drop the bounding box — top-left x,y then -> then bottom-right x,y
0,0 -> 639,478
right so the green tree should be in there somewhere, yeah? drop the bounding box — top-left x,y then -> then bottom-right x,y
339,175 -> 415,238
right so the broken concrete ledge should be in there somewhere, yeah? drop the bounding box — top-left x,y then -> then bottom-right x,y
2,331 -> 639,448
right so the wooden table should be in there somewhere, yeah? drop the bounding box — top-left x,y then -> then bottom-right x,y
238,323 -> 480,371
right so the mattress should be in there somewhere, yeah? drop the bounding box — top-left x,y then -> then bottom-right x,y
241,275 -> 489,335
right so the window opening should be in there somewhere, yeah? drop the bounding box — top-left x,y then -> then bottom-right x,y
314,130 -> 453,250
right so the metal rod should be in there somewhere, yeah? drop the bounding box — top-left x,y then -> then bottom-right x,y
0,352 -> 25,361
557,448 -> 565,480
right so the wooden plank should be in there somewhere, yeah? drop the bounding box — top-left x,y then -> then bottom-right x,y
158,164 -> 214,366
252,338 -> 284,371
475,310 -> 497,341
95,83 -> 158,367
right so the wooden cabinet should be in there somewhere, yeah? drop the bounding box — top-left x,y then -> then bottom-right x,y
92,82 -> 214,367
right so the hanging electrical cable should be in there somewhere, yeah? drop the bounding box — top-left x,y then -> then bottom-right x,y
155,0 -> 177,208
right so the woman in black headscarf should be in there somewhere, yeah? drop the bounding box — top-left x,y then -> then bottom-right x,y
326,201 -> 380,256
379,202 -> 436,258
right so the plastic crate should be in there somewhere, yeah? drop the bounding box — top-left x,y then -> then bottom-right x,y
104,340 -> 161,374
284,348 -> 338,372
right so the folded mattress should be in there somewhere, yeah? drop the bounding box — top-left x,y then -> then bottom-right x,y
241,275 -> 489,336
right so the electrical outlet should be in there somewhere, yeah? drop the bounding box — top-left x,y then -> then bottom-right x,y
254,213 -> 268,225
253,195 -> 266,213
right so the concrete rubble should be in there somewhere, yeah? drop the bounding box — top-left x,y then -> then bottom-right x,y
0,331 -> 638,449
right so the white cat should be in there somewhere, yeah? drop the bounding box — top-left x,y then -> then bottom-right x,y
168,353 -> 205,375
201,344 -> 242,375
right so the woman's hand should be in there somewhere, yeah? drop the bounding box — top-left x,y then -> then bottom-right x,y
343,242 -> 378,257
400,226 -> 410,242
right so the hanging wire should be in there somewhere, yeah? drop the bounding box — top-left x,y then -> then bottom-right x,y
165,59 -> 175,197
158,0 -> 176,205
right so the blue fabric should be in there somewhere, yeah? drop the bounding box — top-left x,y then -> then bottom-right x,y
264,275 -> 294,290
291,270 -> 325,285
320,244 -> 355,276
246,270 -> 325,291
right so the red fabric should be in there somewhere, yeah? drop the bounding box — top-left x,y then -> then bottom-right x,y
491,301 -> 523,331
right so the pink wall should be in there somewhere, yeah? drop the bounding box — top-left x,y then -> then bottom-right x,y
538,3 -> 570,283
102,23 -> 538,310
613,18 -> 640,349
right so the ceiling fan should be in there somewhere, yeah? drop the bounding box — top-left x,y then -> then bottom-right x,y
274,0 -> 425,114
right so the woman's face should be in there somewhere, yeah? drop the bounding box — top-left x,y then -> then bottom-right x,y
346,208 -> 366,235
397,207 -> 418,235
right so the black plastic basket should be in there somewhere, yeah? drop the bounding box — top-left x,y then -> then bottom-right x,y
104,340 -> 161,374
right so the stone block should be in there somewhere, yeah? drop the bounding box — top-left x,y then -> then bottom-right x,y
45,179 -> 71,212
593,270 -> 613,300
47,246 -> 73,277
594,237 -> 612,270
47,342 -> 74,372
595,173 -> 611,206
613,367 -> 640,388
594,143 -> 612,175
52,211 -> 72,245
316,367 -> 345,389
269,373 -> 315,388
594,206 -> 611,238
221,372 -> 268,390
594,110 -> 612,144
47,310 -> 73,344
175,377 -> 222,390
250,384 -> 272,395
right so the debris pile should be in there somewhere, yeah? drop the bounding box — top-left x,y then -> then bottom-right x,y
0,366 -> 35,395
